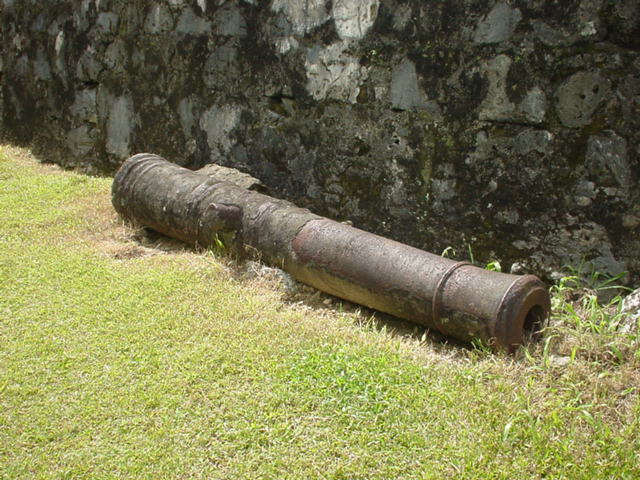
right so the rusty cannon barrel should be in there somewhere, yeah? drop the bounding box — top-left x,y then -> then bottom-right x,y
112,153 -> 550,352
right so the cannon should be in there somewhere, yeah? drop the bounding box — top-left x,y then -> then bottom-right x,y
112,153 -> 550,352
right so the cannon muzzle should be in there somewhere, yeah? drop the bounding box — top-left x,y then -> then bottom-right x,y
112,154 -> 550,352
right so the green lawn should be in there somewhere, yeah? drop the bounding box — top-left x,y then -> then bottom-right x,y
1,144 -> 639,479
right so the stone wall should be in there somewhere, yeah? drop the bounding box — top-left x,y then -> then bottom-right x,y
2,0 -> 639,283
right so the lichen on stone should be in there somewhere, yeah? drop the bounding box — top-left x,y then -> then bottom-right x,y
1,0 -> 638,284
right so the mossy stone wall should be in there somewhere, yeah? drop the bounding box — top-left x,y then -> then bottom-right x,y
2,0 -> 639,282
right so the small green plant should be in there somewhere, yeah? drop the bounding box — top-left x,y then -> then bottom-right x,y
562,262 -> 631,294
544,267 -> 638,365
485,260 -> 502,272
441,246 -> 456,258
209,231 -> 238,258
470,337 -> 493,354
212,232 -> 226,253
442,244 -> 502,272
554,278 -> 620,328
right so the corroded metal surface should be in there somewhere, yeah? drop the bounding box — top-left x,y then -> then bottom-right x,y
112,153 -> 550,352
286,219 -> 549,351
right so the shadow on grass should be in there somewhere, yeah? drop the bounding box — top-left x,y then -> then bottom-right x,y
131,225 -> 473,357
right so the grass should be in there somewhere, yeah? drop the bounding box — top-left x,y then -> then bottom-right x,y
1,144 -> 639,479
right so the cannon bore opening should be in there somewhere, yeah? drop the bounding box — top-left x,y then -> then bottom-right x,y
523,304 -> 546,342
